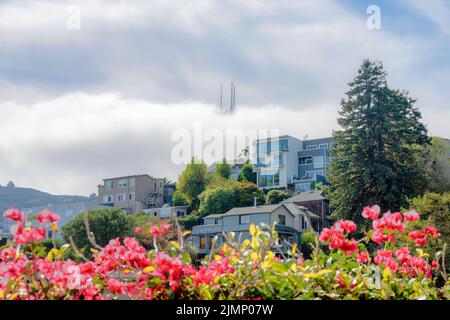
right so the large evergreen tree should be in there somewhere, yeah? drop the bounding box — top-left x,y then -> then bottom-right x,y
328,59 -> 430,225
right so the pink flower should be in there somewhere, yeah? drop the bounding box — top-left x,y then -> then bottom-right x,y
357,251 -> 370,264
371,230 -> 386,245
431,260 -> 439,270
362,205 -> 380,220
4,209 -> 25,223
107,278 -> 125,295
150,224 -> 170,237
395,247 -> 410,264
150,226 -> 161,237
422,226 -> 441,239
336,220 -> 357,234
160,224 -> 170,233
134,227 -> 142,234
36,210 -> 60,224
403,210 -> 419,222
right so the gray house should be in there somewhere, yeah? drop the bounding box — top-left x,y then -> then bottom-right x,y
190,202 -> 320,255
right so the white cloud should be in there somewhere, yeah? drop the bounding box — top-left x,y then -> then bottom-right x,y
0,1 -> 449,195
0,92 -> 338,195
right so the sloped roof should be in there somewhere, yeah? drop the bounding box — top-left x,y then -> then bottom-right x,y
204,202 -> 320,220
282,190 -> 327,203
283,203 -> 321,220
205,204 -> 282,218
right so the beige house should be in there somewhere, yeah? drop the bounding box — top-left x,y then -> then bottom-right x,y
98,174 -> 165,213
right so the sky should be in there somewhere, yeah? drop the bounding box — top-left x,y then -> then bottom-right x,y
0,0 -> 449,195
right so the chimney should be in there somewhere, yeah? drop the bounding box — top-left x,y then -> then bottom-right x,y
253,197 -> 258,208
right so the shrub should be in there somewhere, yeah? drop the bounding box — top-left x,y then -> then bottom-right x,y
266,190 -> 288,205
0,205 -> 449,300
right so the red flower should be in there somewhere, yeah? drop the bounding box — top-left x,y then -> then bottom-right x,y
403,210 -> 419,222
134,227 -> 142,234
357,251 -> 370,264
431,260 -> 439,270
361,205 -> 380,220
422,226 -> 441,239
107,278 -> 125,295
4,209 -> 25,223
150,224 -> 170,237
371,230 -> 386,245
336,220 -> 357,234
36,210 -> 60,224
395,247 -> 410,264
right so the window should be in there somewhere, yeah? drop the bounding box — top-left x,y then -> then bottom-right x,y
103,195 -> 113,203
240,215 -> 251,224
160,182 -> 163,188
153,211 -> 158,217
176,210 -> 185,217
128,192 -> 135,201
278,215 -> 286,226
129,178 -> 135,187
274,154 -> 283,165
47,230 -> 53,238
199,236 -> 206,249
313,156 -> 325,168
319,143 -> 328,149
305,144 -> 318,150
258,170 -> 280,188
208,236 -> 215,249
105,180 -> 113,190
271,139 -> 288,152
299,156 -> 312,165
154,182 -> 157,189
116,194 -> 125,202
301,216 -> 307,230
215,219 -> 222,225
305,170 -> 324,179
118,179 -> 127,188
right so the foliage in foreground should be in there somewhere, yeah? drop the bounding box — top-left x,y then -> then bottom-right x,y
0,205 -> 449,300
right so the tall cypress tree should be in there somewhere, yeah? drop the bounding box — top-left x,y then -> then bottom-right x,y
328,59 -> 430,225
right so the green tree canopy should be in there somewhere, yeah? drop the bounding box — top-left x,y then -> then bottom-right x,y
215,159 -> 231,179
425,137 -> 450,193
410,192 -> 450,272
237,163 -> 257,184
198,186 -> 236,215
176,159 -> 208,210
61,209 -> 134,258
235,181 -> 264,207
328,59 -> 430,225
265,189 -> 288,205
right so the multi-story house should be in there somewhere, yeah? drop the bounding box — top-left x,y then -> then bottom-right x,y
98,174 -> 165,213
294,137 -> 334,192
253,135 -> 333,192
253,135 -> 303,189
190,202 -> 320,255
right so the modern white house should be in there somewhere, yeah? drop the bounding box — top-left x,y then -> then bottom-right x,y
253,135 -> 333,192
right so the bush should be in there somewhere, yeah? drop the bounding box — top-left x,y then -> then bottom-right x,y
410,192 -> 450,273
61,209 -> 134,258
266,189 -> 288,204
1,205 -> 449,300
